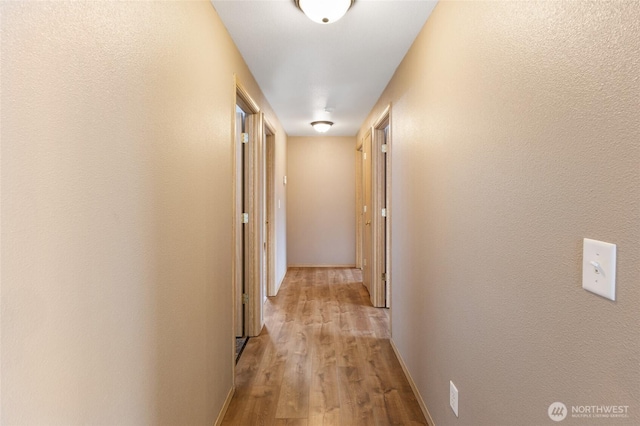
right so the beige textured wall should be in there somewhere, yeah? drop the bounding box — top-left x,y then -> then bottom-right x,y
359,1 -> 639,425
1,1 -> 286,424
287,136 -> 356,267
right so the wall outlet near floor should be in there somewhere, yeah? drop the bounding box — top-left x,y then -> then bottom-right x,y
450,380 -> 459,417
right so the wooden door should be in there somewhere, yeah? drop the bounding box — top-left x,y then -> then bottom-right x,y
234,81 -> 265,339
262,126 -> 267,304
235,105 -> 247,337
370,109 -> 391,308
362,131 -> 373,295
265,130 -> 276,297
245,113 -> 264,336
374,124 -> 389,308
355,144 -> 364,269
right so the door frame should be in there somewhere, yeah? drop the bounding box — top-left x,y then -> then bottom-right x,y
371,105 -> 391,308
264,120 -> 277,298
233,76 -> 265,339
233,104 -> 246,339
355,139 -> 364,269
356,106 -> 392,308
362,130 -> 373,298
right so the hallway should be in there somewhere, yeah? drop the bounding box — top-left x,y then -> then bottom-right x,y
3,2 -> 638,424
222,268 -> 427,425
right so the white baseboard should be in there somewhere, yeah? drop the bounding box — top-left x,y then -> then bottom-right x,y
389,339 -> 436,426
214,386 -> 235,426
287,264 -> 357,268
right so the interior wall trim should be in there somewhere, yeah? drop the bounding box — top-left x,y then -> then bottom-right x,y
214,386 -> 235,426
287,264 -> 357,268
389,339 -> 436,426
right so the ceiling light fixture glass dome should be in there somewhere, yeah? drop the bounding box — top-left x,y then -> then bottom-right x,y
296,0 -> 354,24
311,121 -> 334,133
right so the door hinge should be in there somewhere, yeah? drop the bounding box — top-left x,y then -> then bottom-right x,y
242,213 -> 249,224
382,273 -> 388,281
242,293 -> 249,304
241,133 -> 249,144
381,144 -> 388,153
381,208 -> 387,217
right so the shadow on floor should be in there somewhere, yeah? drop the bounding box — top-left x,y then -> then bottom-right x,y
235,336 -> 249,364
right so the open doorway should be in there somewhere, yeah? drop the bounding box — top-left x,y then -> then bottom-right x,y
373,107 -> 391,308
357,106 -> 392,309
233,78 -> 266,368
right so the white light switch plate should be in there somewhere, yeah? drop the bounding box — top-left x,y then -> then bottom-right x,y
582,238 -> 616,301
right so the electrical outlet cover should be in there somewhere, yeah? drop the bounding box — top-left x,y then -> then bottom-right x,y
450,381 -> 459,417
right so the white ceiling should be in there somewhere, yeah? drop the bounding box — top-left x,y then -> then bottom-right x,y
211,0 -> 437,136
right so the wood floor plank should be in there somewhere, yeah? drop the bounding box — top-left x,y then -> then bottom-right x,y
253,337 -> 288,388
337,365 -> 375,425
274,419 -> 308,426
275,283 -> 312,419
222,267 -> 428,425
308,352 -> 341,424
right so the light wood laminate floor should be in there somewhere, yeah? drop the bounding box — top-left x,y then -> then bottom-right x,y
222,267 -> 428,425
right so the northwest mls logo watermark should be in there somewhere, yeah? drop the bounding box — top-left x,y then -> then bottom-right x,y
548,402 -> 630,421
548,402 -> 568,422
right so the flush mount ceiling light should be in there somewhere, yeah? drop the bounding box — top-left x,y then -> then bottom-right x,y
311,121 -> 334,133
295,0 -> 354,24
